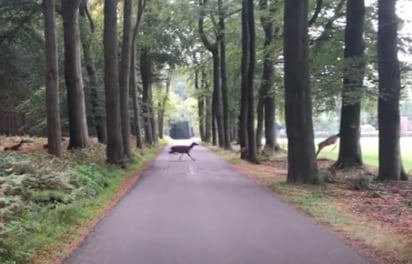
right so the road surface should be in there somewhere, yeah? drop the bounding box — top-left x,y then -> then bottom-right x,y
65,141 -> 373,264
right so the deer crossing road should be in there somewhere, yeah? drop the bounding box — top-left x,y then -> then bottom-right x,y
65,143 -> 374,264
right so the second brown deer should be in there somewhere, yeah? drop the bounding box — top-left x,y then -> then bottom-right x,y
169,142 -> 199,161
315,133 -> 339,157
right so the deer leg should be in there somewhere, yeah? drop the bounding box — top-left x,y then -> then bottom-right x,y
331,143 -> 337,152
187,152 -> 195,161
179,153 -> 184,160
315,145 -> 321,157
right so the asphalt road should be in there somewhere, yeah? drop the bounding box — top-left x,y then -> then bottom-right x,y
64,142 -> 373,264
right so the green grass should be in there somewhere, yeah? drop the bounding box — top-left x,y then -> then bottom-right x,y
279,137 -> 412,172
0,143 -> 165,264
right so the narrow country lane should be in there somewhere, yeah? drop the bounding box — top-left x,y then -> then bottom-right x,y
64,142 -> 374,264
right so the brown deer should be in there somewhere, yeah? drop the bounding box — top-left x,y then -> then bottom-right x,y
4,138 -> 33,151
169,142 -> 199,161
315,133 -> 339,157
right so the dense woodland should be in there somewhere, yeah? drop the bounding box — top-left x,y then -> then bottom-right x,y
0,0 -> 411,183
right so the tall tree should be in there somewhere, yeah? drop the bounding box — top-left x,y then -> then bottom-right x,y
203,67 -> 212,142
377,0 -> 408,181
256,0 -> 277,151
246,0 -> 258,163
61,0 -> 89,149
43,0 -> 62,157
217,0 -> 231,149
158,70 -> 172,138
239,0 -> 259,163
284,0 -> 318,183
79,0 -> 107,144
198,0 -> 224,147
140,47 -> 154,145
130,0 -> 147,149
335,0 -> 365,169
119,0 -> 133,157
239,0 -> 249,159
104,0 -> 124,164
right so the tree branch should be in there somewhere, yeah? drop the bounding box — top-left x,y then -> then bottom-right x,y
310,0 -> 346,46
308,0 -> 323,27
198,0 -> 217,53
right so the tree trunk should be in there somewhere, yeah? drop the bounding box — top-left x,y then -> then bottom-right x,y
256,100 -> 264,151
259,0 -> 277,151
130,0 -> 146,149
335,0 -> 365,169
198,97 -> 205,140
284,0 -> 319,183
79,5 -> 106,144
140,48 -> 154,145
119,0 -> 133,156
205,92 -> 212,143
43,0 -> 62,157
377,0 -> 408,181
218,0 -> 231,150
61,0 -> 89,149
198,0 -> 221,147
158,73 -> 171,139
150,86 -> 157,144
130,46 -> 143,148
195,70 -> 205,141
212,53 -> 224,148
264,96 -> 278,150
239,0 -> 249,159
104,0 -> 124,164
246,0 -> 259,164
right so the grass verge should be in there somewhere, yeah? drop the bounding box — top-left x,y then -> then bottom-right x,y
0,140 -> 166,264
209,145 -> 412,264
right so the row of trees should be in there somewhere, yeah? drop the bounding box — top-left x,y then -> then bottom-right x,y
191,0 -> 409,182
1,0 -> 409,183
38,0 -> 183,164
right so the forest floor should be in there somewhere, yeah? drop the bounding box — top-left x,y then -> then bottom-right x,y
209,145 -> 412,264
0,136 -> 165,264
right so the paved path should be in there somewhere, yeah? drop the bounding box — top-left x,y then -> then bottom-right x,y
65,142 -> 374,264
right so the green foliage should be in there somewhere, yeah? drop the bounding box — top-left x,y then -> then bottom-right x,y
0,143 -> 163,264
16,86 -> 68,135
0,0 -> 44,109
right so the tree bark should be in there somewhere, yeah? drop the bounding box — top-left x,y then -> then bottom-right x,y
205,91 -> 212,143
284,0 -> 319,183
212,53 -> 224,147
246,0 -> 259,164
259,0 -> 277,151
218,0 -> 231,150
130,45 -> 143,149
79,4 -> 106,144
256,100 -> 264,151
195,69 -> 205,141
264,96 -> 277,150
43,0 -> 62,157
150,86 -> 157,143
158,72 -> 171,138
119,0 -> 133,156
61,0 -> 89,149
335,0 -> 365,169
377,0 -> 408,181
239,0 -> 249,159
140,48 -> 154,145
104,0 -> 124,164
130,0 -> 146,149
198,0 -> 223,147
